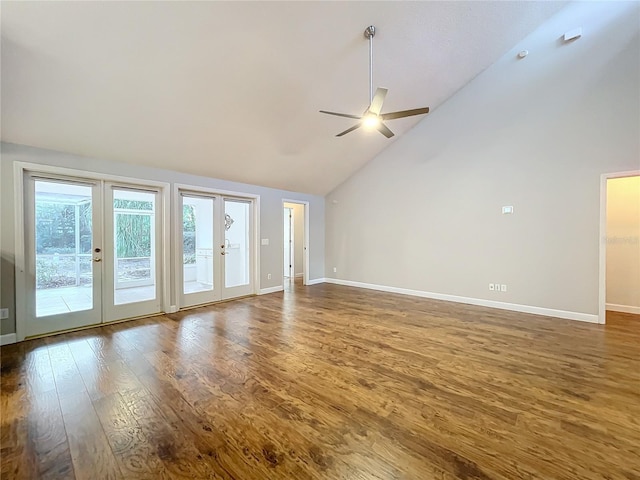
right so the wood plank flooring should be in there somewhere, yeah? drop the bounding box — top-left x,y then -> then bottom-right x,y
2,281 -> 639,479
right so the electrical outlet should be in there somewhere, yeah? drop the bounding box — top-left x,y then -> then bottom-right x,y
489,284 -> 495,291
500,284 -> 507,292
267,273 -> 272,280
0,308 -> 8,320
333,267 -> 337,273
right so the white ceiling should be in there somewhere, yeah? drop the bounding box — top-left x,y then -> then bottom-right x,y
1,1 -> 567,195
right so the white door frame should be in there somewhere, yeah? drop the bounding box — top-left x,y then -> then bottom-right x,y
13,161 -> 170,342
282,199 -> 310,286
174,183 -> 260,310
22,174 -> 104,337
598,169 -> 640,324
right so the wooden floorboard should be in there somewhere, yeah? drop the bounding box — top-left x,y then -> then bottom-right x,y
2,281 -> 639,479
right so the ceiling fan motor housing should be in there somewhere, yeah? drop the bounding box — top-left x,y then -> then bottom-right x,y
364,25 -> 375,39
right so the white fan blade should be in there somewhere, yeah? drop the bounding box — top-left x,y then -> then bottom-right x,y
368,87 -> 388,116
376,122 -> 394,138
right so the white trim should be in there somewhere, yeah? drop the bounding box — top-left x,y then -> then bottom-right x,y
324,278 -> 599,323
259,285 -> 284,295
166,305 -> 179,313
175,183 -> 261,200
14,161 -> 170,189
599,170 -> 640,325
295,273 -> 304,278
0,334 -> 17,346
254,197 -> 261,295
14,163 -> 26,342
306,277 -> 326,286
161,180 -> 172,315
172,184 -> 182,310
606,303 -> 640,315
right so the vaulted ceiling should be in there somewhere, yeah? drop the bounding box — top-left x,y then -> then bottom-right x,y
1,1 -> 566,195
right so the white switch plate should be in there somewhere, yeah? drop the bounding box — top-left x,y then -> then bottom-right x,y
333,267 -> 337,273
500,284 -> 507,292
489,284 -> 495,291
564,27 -> 582,42
261,238 -> 269,246
267,273 -> 272,280
0,308 -> 8,320
502,206 -> 513,214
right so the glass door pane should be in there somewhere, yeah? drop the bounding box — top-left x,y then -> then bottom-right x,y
112,189 -> 156,305
104,185 -> 161,322
35,181 -> 94,316
182,195 -> 215,296
223,199 -> 252,296
26,176 -> 102,338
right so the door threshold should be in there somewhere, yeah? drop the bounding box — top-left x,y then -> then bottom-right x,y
177,293 -> 257,312
24,312 -> 165,342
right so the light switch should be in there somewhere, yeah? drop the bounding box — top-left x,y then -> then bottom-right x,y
564,28 -> 582,42
261,238 -> 269,246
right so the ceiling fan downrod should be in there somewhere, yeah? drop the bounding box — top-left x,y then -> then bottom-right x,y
364,25 -> 375,104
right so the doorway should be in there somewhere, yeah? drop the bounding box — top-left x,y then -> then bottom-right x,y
599,171 -> 640,323
179,190 -> 256,308
282,200 -> 309,287
22,173 -> 163,338
283,206 -> 294,280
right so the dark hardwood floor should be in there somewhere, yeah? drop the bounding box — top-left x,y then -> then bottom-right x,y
2,281 -> 639,479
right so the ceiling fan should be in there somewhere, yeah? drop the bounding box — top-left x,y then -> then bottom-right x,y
320,25 -> 430,138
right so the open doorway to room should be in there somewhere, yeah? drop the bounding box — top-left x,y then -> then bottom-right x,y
282,200 -> 308,292
283,205 -> 294,281
600,172 -> 640,324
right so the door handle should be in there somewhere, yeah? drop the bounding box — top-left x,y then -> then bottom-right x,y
93,258 -> 102,262
221,252 -> 225,255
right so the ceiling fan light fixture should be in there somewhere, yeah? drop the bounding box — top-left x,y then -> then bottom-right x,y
362,115 -> 380,129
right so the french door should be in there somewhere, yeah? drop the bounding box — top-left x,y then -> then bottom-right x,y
24,174 -> 162,337
180,192 -> 255,307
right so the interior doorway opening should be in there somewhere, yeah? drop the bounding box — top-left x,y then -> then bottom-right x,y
282,200 -> 309,289
283,206 -> 294,281
599,171 -> 640,324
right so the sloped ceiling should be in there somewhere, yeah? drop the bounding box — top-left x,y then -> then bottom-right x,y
1,1 -> 567,195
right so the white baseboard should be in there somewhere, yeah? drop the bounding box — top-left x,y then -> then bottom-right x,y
259,285 -> 284,295
165,305 -> 179,313
0,333 -> 17,346
306,278 -> 326,286
324,278 -> 599,323
606,303 -> 640,315
295,273 -> 303,278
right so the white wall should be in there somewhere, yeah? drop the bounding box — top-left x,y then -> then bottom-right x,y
0,142 -> 325,335
606,176 -> 640,312
325,2 -> 640,318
